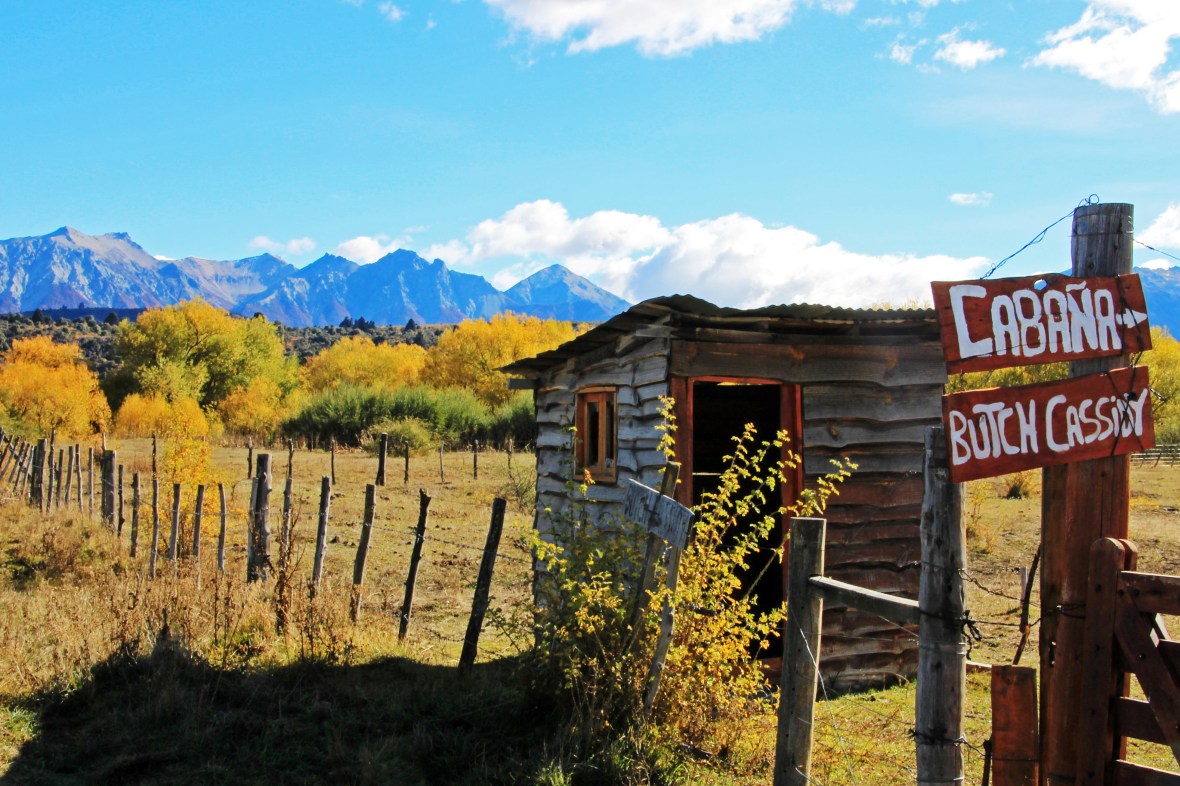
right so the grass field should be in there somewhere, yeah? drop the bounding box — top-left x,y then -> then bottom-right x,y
1,438 -> 1179,784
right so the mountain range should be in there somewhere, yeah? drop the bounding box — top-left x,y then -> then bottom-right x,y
0,227 -> 631,326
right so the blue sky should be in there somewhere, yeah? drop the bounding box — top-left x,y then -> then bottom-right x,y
2,0 -> 1179,307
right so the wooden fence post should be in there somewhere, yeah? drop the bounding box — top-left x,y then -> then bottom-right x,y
642,539 -> 684,714
916,426 -> 966,786
311,476 -> 331,598
459,497 -> 506,673
130,473 -> 140,558
773,517 -> 826,786
403,441 -> 410,484
149,478 -> 160,579
248,454 -> 272,583
472,440 -> 479,480
217,483 -> 227,574
87,447 -> 94,519
625,463 -> 681,643
29,438 -> 46,510
117,464 -> 125,537
168,482 -> 181,562
281,476 -> 293,557
55,448 -> 65,510
350,484 -> 377,622
63,446 -> 75,508
1041,202 -> 1135,786
101,449 -> 117,531
45,445 -> 54,511
286,438 -> 294,479
398,489 -> 431,642
247,438 -> 253,479
439,443 -> 445,483
330,437 -> 336,485
376,433 -> 388,486
74,447 -> 82,512
192,484 -> 205,561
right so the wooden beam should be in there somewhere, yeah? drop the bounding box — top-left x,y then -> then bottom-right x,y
808,576 -> 920,626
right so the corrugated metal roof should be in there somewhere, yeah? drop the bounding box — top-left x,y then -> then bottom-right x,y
502,294 -> 938,376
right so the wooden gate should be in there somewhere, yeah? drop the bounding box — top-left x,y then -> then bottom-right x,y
1079,537 -> 1180,786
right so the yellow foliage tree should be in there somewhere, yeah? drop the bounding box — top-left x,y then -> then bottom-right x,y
116,298 -> 296,408
301,335 -> 426,395
0,336 -> 111,438
113,394 -> 173,438
219,377 -> 287,438
422,313 -> 578,408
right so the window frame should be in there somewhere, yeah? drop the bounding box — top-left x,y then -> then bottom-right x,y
575,386 -> 618,483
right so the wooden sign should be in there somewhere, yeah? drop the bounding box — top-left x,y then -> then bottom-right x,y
624,479 -> 695,550
931,274 -> 1151,374
942,365 -> 1154,483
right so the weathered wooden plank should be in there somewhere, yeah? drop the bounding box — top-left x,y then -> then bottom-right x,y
821,566 -> 918,595
803,383 -> 944,421
824,521 -> 920,545
803,446 -> 925,475
809,576 -> 921,626
671,340 -> 948,386
1114,591 -> 1180,764
1078,538 -> 1133,786
1121,573 -> 1180,616
821,650 -> 920,692
1112,760 -> 1180,786
991,665 -> 1039,786
824,540 -> 921,569
803,420 -> 930,450
821,505 -> 923,527
1115,698 -> 1167,745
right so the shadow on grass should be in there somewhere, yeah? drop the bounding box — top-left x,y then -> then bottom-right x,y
2,644 -> 558,786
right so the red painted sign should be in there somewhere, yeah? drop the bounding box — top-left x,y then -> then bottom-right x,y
931,274 -> 1151,374
942,365 -> 1154,483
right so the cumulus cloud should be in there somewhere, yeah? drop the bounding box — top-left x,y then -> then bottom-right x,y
1141,258 -> 1175,270
933,28 -> 1005,69
482,0 -> 801,56
435,200 -> 987,308
890,38 -> 921,64
335,234 -> 403,263
1141,203 -> 1180,249
1031,2 -> 1180,113
949,192 -> 993,207
248,235 -> 316,256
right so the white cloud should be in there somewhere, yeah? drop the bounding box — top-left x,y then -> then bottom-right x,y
933,28 -> 1005,69
890,38 -> 920,64
482,0 -> 801,56
248,235 -> 316,256
335,234 -> 402,263
435,200 -> 986,307
1141,203 -> 1180,249
1031,1 -> 1180,113
1141,258 -> 1175,270
949,192 -> 993,207
378,2 -> 403,22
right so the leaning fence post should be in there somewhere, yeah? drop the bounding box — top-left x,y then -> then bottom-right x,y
192,484 -> 205,561
311,476 -> 331,598
350,484 -> 377,622
168,483 -> 181,562
399,489 -> 431,642
774,516 -> 826,786
130,473 -> 140,558
149,478 -> 160,579
459,497 -> 506,673
29,438 -> 46,510
87,447 -> 94,519
915,425 -> 967,786
248,454 -> 272,582
101,449 -> 117,531
117,464 -> 125,537
376,432 -> 388,486
217,483 -> 227,574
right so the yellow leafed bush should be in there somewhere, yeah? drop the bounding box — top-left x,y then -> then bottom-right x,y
0,336 -> 111,438
301,335 -> 426,395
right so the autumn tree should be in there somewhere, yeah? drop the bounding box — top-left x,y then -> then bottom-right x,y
115,299 -> 297,409
422,314 -> 578,408
301,335 -> 426,395
0,335 -> 111,438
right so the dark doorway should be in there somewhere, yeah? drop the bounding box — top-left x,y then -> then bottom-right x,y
690,381 -> 785,654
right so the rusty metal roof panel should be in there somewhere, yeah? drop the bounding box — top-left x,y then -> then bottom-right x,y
501,294 -> 938,376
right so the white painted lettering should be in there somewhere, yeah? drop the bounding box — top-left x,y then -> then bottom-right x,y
949,284 -> 994,361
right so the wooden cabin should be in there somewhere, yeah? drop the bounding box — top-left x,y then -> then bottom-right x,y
502,294 -> 946,690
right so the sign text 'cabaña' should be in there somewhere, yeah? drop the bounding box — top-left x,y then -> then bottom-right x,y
931,274 -> 1151,374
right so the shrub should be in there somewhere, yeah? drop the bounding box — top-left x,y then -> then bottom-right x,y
364,417 -> 436,454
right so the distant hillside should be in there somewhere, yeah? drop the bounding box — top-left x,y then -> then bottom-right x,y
0,227 -> 632,327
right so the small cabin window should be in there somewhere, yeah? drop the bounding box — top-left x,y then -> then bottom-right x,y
576,387 -> 617,483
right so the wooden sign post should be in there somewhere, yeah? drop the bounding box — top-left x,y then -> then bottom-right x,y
932,202 -> 1144,785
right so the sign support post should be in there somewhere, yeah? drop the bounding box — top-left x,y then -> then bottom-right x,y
1040,202 -> 1134,786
